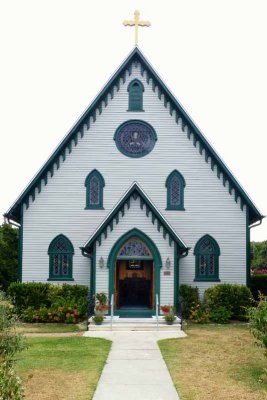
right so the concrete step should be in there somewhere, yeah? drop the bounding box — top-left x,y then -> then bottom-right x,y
88,316 -> 182,331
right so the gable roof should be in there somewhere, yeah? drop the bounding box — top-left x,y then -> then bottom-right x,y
82,182 -> 188,252
4,47 -> 263,224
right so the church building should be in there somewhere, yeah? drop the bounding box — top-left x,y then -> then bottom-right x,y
5,46 -> 263,316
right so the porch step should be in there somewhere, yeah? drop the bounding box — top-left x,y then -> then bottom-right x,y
88,316 -> 182,331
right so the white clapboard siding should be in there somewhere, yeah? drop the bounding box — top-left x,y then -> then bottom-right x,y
22,62 -> 246,294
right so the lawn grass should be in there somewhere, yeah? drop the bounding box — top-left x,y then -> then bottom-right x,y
17,337 -> 111,400
159,324 -> 267,400
16,322 -> 87,333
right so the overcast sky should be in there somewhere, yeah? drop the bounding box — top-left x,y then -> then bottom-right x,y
1,0 -> 266,241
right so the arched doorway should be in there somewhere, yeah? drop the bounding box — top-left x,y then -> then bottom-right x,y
108,229 -> 162,317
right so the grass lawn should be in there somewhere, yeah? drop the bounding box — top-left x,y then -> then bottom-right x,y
17,337 -> 111,400
16,322 -> 87,333
159,324 -> 267,400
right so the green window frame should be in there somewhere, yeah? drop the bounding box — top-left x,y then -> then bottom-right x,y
48,234 -> 74,281
127,79 -> 144,111
85,170 -> 105,209
166,170 -> 186,210
194,235 -> 220,282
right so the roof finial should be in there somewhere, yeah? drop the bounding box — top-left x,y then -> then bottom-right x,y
123,10 -> 151,47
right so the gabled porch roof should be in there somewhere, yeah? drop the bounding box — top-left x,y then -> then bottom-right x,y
81,182 -> 188,254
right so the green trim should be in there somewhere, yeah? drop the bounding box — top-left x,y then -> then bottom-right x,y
166,170 -> 186,211
83,183 -> 187,251
18,206 -> 23,282
174,243 -> 179,311
114,309 -> 154,317
114,120 -> 157,158
246,207 -> 251,287
47,278 -> 74,282
5,47 -> 262,224
107,228 -> 162,314
127,79 -> 144,111
194,234 -> 220,281
85,170 -> 105,209
48,234 -> 74,280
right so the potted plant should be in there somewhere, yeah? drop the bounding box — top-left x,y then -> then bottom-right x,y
165,314 -> 176,325
95,304 -> 109,316
161,305 -> 173,315
92,315 -> 104,325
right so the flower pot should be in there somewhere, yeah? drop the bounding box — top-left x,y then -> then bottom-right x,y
166,320 -> 174,325
94,321 -> 103,325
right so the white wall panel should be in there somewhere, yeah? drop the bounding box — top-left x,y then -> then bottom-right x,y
22,62 -> 247,295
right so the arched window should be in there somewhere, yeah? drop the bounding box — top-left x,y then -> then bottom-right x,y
127,79 -> 144,111
48,234 -> 74,281
165,170 -> 186,210
194,235 -> 220,281
85,170 -> 105,209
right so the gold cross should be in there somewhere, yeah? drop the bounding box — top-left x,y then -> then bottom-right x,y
123,10 -> 151,46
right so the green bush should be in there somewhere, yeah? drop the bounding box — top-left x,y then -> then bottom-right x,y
0,292 -> 26,399
179,284 -> 200,319
21,301 -> 85,324
204,284 -> 252,320
7,282 -> 88,314
248,294 -> 267,356
250,275 -> 267,299
189,302 -> 210,324
210,306 -> 232,324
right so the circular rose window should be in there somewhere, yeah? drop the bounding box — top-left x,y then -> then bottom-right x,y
114,120 -> 157,158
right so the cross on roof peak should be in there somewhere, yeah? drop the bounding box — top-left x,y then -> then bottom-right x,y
123,10 -> 151,46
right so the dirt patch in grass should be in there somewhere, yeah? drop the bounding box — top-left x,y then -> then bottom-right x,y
17,337 -> 111,400
159,325 -> 267,400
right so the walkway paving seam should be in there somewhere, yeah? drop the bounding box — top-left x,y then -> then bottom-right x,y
83,330 -> 186,400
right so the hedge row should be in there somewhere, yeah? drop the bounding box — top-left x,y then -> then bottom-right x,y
7,282 -> 88,312
179,283 -> 253,320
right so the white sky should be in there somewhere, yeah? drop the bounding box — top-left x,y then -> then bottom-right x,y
0,0 -> 266,241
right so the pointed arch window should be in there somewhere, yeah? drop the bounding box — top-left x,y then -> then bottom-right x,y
166,170 -> 186,210
85,170 -> 105,209
194,235 -> 220,281
48,234 -> 74,281
127,79 -> 144,111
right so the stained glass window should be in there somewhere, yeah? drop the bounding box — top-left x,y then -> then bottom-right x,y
194,235 -> 220,281
85,170 -> 105,209
48,235 -> 74,280
127,79 -> 144,111
166,170 -> 185,210
114,121 -> 157,158
118,237 -> 152,257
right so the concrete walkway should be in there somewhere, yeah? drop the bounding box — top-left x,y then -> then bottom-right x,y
83,330 -> 186,400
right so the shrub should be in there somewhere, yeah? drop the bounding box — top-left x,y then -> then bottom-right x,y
189,302 -> 209,324
8,282 -> 88,314
247,294 -> 267,355
210,306 -> 232,324
21,300 -> 86,324
204,284 -> 252,320
179,285 -> 199,319
0,292 -> 26,399
250,275 -> 267,299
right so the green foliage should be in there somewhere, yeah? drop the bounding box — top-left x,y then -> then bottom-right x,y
251,241 -> 267,271
189,302 -> 210,324
21,301 -> 86,324
8,282 -> 88,313
92,315 -> 104,324
179,284 -> 199,319
0,223 -> 19,291
164,314 -> 176,322
0,292 -> 26,399
95,292 -> 108,305
250,275 -> 267,299
248,295 -> 267,355
204,284 -> 252,320
209,306 -> 232,324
